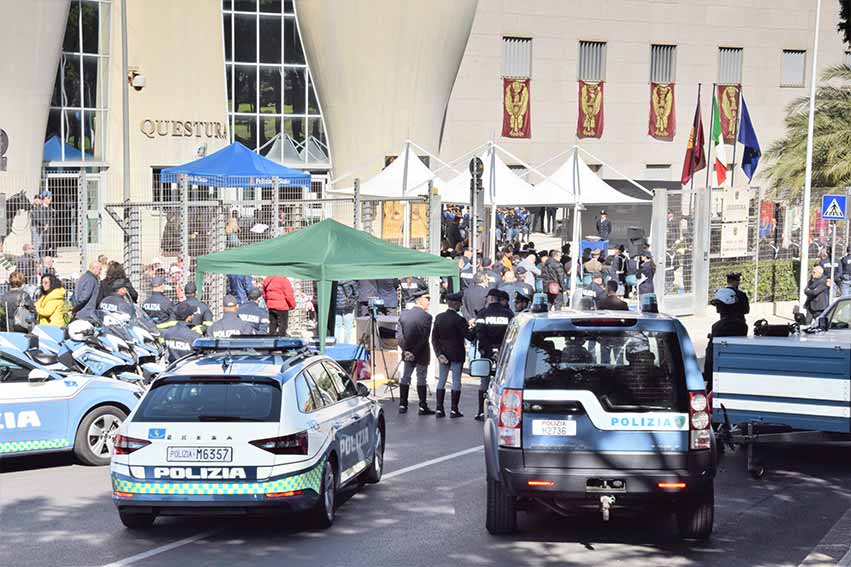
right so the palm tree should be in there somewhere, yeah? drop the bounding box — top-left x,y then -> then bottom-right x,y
764,64 -> 851,198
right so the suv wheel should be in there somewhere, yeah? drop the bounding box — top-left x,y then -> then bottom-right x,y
486,477 -> 517,535
676,484 -> 714,541
119,510 -> 155,529
311,460 -> 336,529
362,425 -> 384,484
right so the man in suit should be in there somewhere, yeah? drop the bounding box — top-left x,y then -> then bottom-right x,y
431,291 -> 468,418
396,291 -> 435,415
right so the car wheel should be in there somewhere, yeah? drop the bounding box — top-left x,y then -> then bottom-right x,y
119,510 -> 155,529
74,405 -> 127,466
362,425 -> 384,484
311,460 -> 337,529
486,477 -> 517,535
676,484 -> 714,541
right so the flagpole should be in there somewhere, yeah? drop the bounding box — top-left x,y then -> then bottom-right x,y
704,83 -> 716,189
730,86 -> 743,186
690,83 -> 702,191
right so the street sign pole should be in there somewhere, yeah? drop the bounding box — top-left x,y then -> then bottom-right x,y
819,194 -> 847,303
831,221 -> 837,302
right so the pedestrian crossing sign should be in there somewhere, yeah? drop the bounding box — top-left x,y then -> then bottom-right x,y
821,195 -> 847,221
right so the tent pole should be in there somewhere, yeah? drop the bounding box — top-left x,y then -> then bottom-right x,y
402,142 -> 412,248
181,174 -> 190,289
428,183 -> 441,387
272,177 -> 280,237
317,279 -> 331,353
569,147 -> 581,306
489,143 -> 498,259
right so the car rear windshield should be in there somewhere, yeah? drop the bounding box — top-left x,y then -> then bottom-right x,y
133,378 -> 282,422
523,330 -> 687,412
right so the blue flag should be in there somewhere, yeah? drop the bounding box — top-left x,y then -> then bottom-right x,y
737,96 -> 761,182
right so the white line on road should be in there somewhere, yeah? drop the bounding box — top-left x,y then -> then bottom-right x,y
101,445 -> 482,566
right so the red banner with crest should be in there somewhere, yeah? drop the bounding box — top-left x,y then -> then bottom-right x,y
577,81 -> 604,139
648,83 -> 676,141
502,78 -> 531,139
716,84 -> 740,144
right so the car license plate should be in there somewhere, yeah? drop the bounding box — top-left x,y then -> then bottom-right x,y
166,446 -> 233,462
532,419 -> 576,436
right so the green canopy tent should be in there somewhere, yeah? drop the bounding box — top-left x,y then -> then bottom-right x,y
194,219 -> 459,350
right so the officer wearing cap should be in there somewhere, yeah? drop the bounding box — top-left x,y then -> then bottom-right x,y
470,288 -> 514,420
206,295 -> 256,338
175,282 -> 213,331
514,290 -> 532,313
238,287 -> 270,333
98,279 -> 135,317
160,303 -> 200,362
396,290 -> 435,415
596,209 -> 612,241
431,291 -> 469,418
586,272 -> 607,308
141,276 -> 175,326
726,272 -> 750,322
400,276 -> 428,307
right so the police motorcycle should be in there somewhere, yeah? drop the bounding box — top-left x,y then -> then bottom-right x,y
94,307 -> 167,376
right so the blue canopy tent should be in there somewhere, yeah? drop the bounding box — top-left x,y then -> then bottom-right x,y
43,135 -> 94,161
161,141 -> 310,187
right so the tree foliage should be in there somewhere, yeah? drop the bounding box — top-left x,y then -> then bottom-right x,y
764,64 -> 851,198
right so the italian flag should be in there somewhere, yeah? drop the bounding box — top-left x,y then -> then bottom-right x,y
711,93 -> 727,186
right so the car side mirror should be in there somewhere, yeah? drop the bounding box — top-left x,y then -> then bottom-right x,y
469,358 -> 493,378
356,382 -> 371,397
28,368 -> 51,383
817,316 -> 829,331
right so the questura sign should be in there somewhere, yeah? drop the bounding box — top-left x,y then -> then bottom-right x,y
140,119 -> 228,140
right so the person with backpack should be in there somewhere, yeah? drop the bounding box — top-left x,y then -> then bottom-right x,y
334,279 -> 359,344
0,271 -> 35,332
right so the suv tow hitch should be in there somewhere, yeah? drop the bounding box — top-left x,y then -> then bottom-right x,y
599,495 -> 615,521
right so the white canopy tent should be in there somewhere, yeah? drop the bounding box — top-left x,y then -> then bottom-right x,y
440,147 -> 540,205
535,151 -> 650,205
334,142 -> 436,197
263,134 -> 302,165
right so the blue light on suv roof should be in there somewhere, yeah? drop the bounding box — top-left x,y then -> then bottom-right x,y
193,338 -> 308,351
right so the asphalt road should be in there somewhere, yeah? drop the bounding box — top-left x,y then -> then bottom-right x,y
3,390 -> 851,567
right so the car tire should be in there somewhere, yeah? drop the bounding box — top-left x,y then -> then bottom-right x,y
119,510 -> 155,529
311,460 -> 337,529
676,484 -> 714,541
486,477 -> 517,535
362,424 -> 384,484
74,405 -> 127,466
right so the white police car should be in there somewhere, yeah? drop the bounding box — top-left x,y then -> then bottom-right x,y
0,333 -> 143,465
111,337 -> 385,529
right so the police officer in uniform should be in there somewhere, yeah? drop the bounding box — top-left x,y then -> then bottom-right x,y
431,291 -> 468,418
176,282 -> 213,332
141,276 -> 175,326
514,290 -> 532,313
470,288 -> 514,421
98,279 -> 135,318
160,303 -> 200,362
238,287 -> 270,333
586,272 -> 607,309
836,245 -> 851,297
400,276 -> 428,307
726,272 -> 750,322
396,291 -> 435,415
206,295 -> 256,338
596,209 -> 612,241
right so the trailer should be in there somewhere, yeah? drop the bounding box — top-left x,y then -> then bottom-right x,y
711,333 -> 851,478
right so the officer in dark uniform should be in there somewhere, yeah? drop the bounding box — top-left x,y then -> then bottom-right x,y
597,280 -> 629,311
585,272 -> 607,309
400,276 -> 428,307
470,288 -> 514,421
481,258 -> 502,289
726,272 -> 750,322
596,209 -> 612,241
514,290 -> 532,313
837,245 -> 851,297
396,291 -> 435,415
141,276 -> 175,326
704,288 -> 748,391
160,303 -> 200,363
237,287 -> 270,334
98,279 -> 135,318
431,291 -> 468,418
206,295 -> 256,338
459,256 -> 475,291
175,282 -> 213,332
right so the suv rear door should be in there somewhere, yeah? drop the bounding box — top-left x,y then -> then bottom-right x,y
521,324 -> 690,470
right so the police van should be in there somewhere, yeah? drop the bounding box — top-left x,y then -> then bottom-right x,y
477,311 -> 716,540
110,337 -> 384,529
0,333 -> 143,465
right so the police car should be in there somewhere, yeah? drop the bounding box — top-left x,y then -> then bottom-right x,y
111,337 -> 385,529
0,333 -> 143,465
477,310 -> 716,540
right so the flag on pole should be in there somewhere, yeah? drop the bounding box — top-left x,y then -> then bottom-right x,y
710,93 -> 727,186
737,96 -> 762,182
680,91 -> 706,186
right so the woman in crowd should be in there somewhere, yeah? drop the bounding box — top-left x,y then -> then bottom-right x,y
97,261 -> 139,306
35,273 -> 67,326
0,271 -> 35,331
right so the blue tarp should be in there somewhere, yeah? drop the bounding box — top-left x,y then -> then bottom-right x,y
43,136 -> 93,161
160,141 -> 311,187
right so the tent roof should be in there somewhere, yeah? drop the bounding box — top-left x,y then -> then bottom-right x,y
440,149 -> 545,205
43,135 -> 93,162
195,218 -> 457,282
264,135 -> 302,165
535,153 -> 649,205
161,141 -> 311,187
334,145 -> 435,197
301,137 -> 330,164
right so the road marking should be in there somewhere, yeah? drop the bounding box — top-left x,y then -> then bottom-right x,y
384,445 -> 482,480
798,507 -> 851,567
102,445 -> 482,566
101,530 -> 217,567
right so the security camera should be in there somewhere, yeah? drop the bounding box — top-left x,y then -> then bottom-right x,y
128,70 -> 146,91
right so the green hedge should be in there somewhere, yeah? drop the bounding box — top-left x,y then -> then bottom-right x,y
707,259 -> 801,303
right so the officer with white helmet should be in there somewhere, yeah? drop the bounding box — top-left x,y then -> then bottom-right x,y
704,287 -> 748,391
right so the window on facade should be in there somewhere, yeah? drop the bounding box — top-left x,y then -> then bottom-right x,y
781,49 -> 806,87
718,47 -> 743,84
644,164 -> 672,181
578,41 -> 607,82
502,37 -> 532,78
650,44 -> 676,83
222,0 -> 326,165
46,0 -> 110,162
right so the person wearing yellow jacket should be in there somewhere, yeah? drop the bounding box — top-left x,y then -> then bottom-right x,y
35,274 -> 67,326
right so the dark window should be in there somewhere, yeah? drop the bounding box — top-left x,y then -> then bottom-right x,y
284,67 -> 306,114
0,356 -> 34,383
62,54 -> 82,107
324,362 -> 358,400
259,67 -> 281,113
63,2 -> 80,52
307,363 -> 339,405
234,65 -> 257,112
233,115 -> 257,149
82,54 -> 99,108
134,379 -> 282,422
283,16 -> 304,64
234,13 -> 257,62
259,15 -> 281,63
226,66 -> 233,112
260,115 -> 280,151
523,330 -> 687,412
224,14 -> 232,61
259,0 -> 281,12
80,0 -> 100,54
234,0 -> 256,11
295,374 -> 317,412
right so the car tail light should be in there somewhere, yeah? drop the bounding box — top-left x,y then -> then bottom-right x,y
251,432 -> 308,455
498,389 -> 523,448
658,482 -> 687,490
527,480 -> 555,487
113,434 -> 151,455
689,391 -> 711,450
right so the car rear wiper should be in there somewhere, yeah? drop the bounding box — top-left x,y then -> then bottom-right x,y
198,415 -> 264,422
